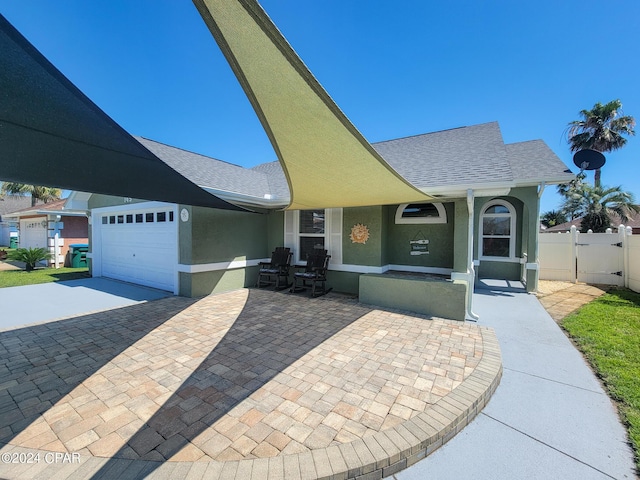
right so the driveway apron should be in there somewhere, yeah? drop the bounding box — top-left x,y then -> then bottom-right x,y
0,278 -> 171,330
396,285 -> 636,480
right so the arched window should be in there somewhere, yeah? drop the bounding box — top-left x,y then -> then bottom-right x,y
480,200 -> 516,259
395,202 -> 447,224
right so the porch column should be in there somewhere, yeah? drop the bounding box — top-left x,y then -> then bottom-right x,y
451,190 -> 479,321
525,182 -> 545,292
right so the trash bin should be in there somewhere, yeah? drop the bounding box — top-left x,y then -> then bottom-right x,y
70,244 -> 89,268
9,236 -> 18,249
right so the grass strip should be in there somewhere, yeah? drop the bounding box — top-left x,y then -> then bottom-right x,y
561,289 -> 640,471
0,267 -> 90,288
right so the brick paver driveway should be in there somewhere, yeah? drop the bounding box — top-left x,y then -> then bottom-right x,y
0,288 -> 500,479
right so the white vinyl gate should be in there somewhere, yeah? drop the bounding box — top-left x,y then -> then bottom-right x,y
540,225 -> 630,287
576,233 -> 624,285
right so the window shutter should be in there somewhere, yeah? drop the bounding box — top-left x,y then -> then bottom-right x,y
284,210 -> 296,253
327,208 -> 342,265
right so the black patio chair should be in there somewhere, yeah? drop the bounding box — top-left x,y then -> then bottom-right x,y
290,250 -> 332,297
256,247 -> 292,290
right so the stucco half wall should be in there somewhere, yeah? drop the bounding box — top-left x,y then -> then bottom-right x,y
359,274 -> 468,321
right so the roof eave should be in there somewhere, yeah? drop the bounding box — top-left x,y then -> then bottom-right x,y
419,182 -> 516,199
4,209 -> 88,219
417,175 -> 575,199
201,187 -> 290,210
511,175 -> 576,187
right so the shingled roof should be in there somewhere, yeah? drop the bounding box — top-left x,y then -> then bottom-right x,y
135,137 -> 272,200
545,211 -> 640,233
372,122 -> 574,189
505,140 -> 574,184
137,121 -> 574,208
0,196 -> 39,219
373,122 -> 513,188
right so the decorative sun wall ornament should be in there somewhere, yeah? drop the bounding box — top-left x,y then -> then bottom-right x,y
350,223 -> 370,244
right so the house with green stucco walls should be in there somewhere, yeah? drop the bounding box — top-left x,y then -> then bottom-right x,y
78,121 -> 573,321
3,2 -> 574,321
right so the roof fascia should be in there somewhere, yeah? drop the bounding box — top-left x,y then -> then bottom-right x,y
419,176 -> 575,199
419,183 -> 515,199
201,187 -> 289,210
4,209 -> 87,219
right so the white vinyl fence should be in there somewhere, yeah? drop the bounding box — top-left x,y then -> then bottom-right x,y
540,225 -> 639,292
628,234 -> 640,293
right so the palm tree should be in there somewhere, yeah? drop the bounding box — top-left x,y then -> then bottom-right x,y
567,99 -> 635,187
0,182 -> 61,206
561,184 -> 639,233
540,210 -> 568,228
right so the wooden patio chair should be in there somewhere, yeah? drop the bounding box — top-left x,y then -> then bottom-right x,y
290,250 -> 332,297
256,247 -> 292,290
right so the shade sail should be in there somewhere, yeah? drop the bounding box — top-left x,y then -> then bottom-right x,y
193,0 -> 432,210
0,15 -> 244,211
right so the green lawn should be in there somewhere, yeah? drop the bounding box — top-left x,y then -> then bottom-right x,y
561,289 -> 640,470
0,266 -> 90,288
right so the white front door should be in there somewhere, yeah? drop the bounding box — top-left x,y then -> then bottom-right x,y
93,203 -> 178,292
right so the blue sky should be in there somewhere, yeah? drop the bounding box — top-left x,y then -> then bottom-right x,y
2,1 -> 639,214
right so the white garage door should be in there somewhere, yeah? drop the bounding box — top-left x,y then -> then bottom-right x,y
96,205 -> 177,292
19,217 -> 48,249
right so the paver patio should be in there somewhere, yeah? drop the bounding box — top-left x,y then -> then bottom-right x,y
0,288 -> 501,479
537,282 -> 607,321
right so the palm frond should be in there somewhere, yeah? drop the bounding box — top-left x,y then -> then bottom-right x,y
566,99 -> 635,155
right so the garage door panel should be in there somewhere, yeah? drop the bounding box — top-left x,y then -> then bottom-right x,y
19,218 -> 48,250
97,207 -> 177,292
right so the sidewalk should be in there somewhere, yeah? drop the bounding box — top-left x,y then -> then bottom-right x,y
395,283 -> 636,480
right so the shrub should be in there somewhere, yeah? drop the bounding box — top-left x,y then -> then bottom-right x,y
8,247 -> 52,271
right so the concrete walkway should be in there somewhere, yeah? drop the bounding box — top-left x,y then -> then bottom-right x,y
395,283 -> 636,480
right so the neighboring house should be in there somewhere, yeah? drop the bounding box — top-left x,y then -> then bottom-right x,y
79,121 -> 573,320
0,195 -> 38,246
544,211 -> 640,234
3,198 -> 89,267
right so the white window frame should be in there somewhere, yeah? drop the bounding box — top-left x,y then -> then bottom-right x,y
479,199 -> 516,262
284,209 -> 342,265
297,210 -> 325,263
395,202 -> 447,224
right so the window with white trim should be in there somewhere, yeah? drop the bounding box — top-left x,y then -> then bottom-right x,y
284,209 -> 342,265
298,209 -> 325,260
395,202 -> 447,224
480,200 -> 516,259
